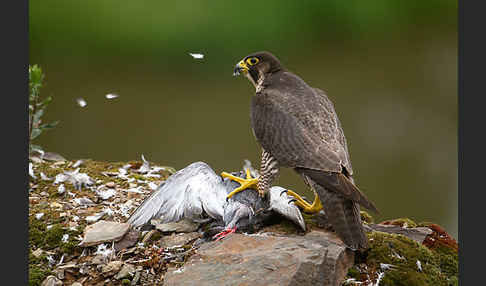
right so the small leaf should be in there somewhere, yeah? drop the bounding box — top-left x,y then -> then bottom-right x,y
29,65 -> 44,86
39,121 -> 60,130
37,96 -> 53,107
30,128 -> 42,140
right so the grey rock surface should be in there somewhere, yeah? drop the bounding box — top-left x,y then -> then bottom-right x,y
79,220 -> 130,247
164,230 -> 354,286
154,218 -> 200,233
364,224 -> 433,244
115,263 -> 136,280
114,229 -> 140,251
101,260 -> 124,277
160,232 -> 201,248
40,275 -> 63,286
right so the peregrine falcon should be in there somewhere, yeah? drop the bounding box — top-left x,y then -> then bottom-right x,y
221,51 -> 379,250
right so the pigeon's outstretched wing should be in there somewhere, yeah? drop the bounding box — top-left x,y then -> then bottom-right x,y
268,186 -> 306,231
127,162 -> 227,228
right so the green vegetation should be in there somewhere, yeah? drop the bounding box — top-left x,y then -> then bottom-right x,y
28,264 -> 51,286
360,211 -> 374,224
29,65 -> 58,154
345,230 -> 458,286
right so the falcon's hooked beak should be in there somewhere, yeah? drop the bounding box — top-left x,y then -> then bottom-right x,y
233,60 -> 249,76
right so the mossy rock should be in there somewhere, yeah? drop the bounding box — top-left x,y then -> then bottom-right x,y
345,230 -> 458,286
29,264 -> 51,286
380,218 -> 418,228
360,211 -> 374,224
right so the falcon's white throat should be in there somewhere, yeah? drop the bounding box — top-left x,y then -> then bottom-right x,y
245,69 -> 266,93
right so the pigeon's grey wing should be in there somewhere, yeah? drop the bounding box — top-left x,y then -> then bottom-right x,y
127,162 -> 227,227
268,186 -> 306,231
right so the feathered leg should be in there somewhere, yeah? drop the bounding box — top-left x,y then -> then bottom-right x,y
222,149 -> 280,199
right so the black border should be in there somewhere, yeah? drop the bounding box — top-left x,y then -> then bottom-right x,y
459,0 -> 484,285
3,0 -> 29,284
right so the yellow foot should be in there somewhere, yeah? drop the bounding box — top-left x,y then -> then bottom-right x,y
221,168 -> 259,200
284,189 -> 323,214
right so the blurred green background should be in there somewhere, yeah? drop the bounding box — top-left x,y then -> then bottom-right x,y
30,1 -> 457,238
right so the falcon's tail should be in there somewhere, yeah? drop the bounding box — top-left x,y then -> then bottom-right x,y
315,183 -> 369,250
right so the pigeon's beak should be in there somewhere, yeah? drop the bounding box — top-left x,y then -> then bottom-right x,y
233,60 -> 249,76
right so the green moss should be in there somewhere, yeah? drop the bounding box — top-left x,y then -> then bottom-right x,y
60,240 -> 77,255
30,216 -> 77,252
434,244 -> 458,279
131,174 -> 146,181
364,231 -> 454,286
150,231 -> 163,242
382,218 -> 417,228
346,266 -> 360,280
360,211 -> 374,224
29,217 -> 46,247
29,251 -> 46,266
44,224 -> 65,249
122,279 -> 131,285
29,264 -> 51,286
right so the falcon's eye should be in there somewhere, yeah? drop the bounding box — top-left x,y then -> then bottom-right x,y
246,57 -> 259,66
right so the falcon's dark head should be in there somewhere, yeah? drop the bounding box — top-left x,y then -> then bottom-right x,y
233,51 -> 284,88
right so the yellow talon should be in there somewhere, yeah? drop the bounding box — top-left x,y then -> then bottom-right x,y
286,189 -> 323,214
221,168 -> 259,199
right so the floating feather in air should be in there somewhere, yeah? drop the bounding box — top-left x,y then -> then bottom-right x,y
188,53 -> 204,59
76,98 -> 87,107
105,93 -> 119,99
